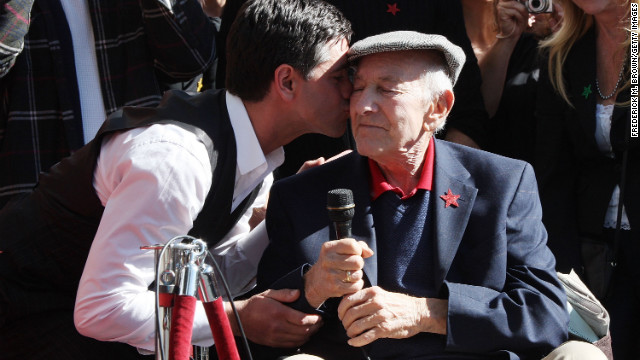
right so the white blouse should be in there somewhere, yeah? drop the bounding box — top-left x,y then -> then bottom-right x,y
595,103 -> 630,230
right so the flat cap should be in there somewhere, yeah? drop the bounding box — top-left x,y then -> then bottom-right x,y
348,31 -> 466,85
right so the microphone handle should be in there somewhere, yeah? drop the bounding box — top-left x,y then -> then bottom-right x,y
334,220 -> 352,239
333,219 -> 370,360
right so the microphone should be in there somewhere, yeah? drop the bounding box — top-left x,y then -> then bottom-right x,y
327,188 -> 355,239
327,189 -> 371,360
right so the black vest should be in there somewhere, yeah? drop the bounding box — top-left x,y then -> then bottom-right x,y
0,89 -> 259,314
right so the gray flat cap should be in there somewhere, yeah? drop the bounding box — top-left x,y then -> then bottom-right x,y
348,31 -> 466,85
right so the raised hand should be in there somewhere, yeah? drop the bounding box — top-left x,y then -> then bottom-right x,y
495,0 -> 530,39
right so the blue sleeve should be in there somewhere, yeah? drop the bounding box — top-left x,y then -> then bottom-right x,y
445,164 -> 569,358
256,182 -> 330,316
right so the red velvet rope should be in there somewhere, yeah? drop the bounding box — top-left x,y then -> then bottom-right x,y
203,297 -> 241,360
169,295 -> 197,360
159,292 -> 175,308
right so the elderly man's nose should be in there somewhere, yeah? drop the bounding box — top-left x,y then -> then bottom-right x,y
353,91 -> 376,115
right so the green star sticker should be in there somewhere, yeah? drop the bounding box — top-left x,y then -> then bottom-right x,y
582,84 -> 592,99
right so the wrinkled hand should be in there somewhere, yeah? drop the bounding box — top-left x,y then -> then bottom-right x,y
304,239 -> 374,308
231,289 -> 323,347
337,287 -> 448,347
495,0 -> 529,39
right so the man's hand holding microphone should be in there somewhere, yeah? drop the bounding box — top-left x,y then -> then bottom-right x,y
303,238 -> 374,308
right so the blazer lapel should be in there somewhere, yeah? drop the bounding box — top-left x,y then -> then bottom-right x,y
431,141 -> 477,293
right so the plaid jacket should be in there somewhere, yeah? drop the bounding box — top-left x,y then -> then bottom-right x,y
0,0 -> 215,207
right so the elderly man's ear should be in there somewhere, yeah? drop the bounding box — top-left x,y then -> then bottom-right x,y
424,89 -> 454,132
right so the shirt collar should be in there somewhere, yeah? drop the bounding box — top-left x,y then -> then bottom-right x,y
368,138 -> 435,201
226,92 -> 284,176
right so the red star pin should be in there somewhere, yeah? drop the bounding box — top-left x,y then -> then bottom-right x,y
440,189 -> 460,208
386,3 -> 400,16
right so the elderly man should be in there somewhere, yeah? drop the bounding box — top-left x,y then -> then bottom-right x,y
254,31 -> 604,359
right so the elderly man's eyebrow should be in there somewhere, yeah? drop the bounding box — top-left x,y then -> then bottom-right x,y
377,75 -> 400,84
352,72 -> 399,83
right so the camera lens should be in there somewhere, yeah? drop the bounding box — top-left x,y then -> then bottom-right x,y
528,0 -> 546,12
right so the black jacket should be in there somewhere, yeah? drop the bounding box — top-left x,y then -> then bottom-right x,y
534,26 -> 638,272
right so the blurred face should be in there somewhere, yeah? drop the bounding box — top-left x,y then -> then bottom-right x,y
350,52 -> 434,164
570,0 -> 619,15
297,38 -> 352,138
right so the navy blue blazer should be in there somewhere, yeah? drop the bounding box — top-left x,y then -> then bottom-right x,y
256,139 -> 568,359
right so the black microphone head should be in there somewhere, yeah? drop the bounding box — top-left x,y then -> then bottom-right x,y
327,188 -> 355,222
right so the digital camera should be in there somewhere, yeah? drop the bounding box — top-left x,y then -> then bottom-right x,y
519,0 -> 553,13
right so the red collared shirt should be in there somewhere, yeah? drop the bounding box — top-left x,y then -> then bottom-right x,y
368,139 -> 435,201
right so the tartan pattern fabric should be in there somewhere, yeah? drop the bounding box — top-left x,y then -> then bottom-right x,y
0,0 -> 215,207
0,0 -> 33,77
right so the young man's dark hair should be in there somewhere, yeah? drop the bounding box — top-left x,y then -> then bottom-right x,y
226,0 -> 352,102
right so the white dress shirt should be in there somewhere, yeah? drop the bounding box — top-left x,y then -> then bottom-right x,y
60,0 -> 107,144
74,93 -> 284,351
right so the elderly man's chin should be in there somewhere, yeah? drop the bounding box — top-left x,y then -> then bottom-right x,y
354,137 -> 387,159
